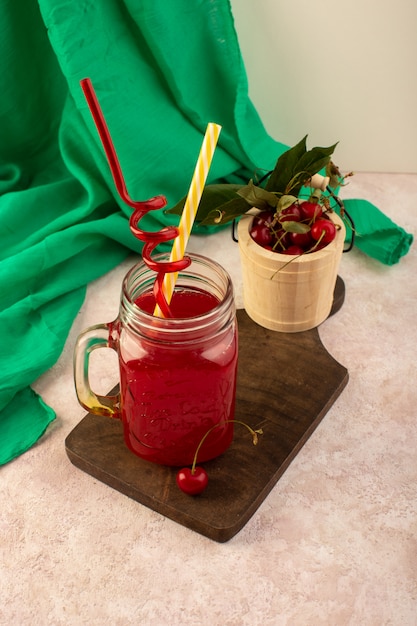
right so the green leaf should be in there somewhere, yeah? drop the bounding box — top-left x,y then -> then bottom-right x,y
265,136 -> 307,194
165,184 -> 242,223
265,136 -> 338,198
199,196 -> 249,226
281,221 -> 311,234
237,180 -> 278,210
277,194 -> 298,212
326,161 -> 343,189
296,143 -> 338,179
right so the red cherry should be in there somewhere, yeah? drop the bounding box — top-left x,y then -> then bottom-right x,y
176,467 -> 209,495
289,231 -> 314,249
280,204 -> 301,223
252,210 -> 274,228
281,245 -> 304,256
250,223 -> 273,247
299,201 -> 323,221
310,219 -> 337,244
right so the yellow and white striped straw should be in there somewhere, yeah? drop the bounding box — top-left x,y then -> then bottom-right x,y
154,122 -> 222,317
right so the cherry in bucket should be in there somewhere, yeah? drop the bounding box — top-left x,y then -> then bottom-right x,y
249,198 -> 338,255
176,420 -> 264,495
311,218 -> 337,244
299,201 -> 323,221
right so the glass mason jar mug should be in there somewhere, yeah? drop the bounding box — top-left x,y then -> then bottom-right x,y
74,254 -> 238,466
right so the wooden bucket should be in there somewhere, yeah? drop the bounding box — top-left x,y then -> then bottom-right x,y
237,210 -> 346,332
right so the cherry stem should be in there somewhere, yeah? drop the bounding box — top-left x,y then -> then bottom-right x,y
308,230 -> 326,253
270,252 -> 303,279
190,420 -> 263,475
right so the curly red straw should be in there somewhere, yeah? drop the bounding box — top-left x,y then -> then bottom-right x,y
80,78 -> 190,317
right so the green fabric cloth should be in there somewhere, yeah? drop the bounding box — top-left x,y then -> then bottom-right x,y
0,0 -> 412,464
343,199 -> 413,265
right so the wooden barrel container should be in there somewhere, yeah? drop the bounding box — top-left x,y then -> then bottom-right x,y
237,210 -> 346,332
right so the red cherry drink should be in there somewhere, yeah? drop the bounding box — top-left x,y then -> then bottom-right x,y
118,287 -> 238,466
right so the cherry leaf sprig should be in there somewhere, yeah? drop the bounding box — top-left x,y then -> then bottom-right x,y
166,135 -> 341,227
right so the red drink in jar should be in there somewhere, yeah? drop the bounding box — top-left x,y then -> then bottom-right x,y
74,254 -> 238,466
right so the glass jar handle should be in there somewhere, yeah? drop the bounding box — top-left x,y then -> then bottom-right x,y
73,323 -> 120,418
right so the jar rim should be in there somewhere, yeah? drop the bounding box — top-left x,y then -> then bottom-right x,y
119,253 -> 235,339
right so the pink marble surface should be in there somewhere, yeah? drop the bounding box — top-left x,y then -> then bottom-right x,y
2,173 -> 416,625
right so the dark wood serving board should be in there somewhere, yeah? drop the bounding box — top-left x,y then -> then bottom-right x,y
66,278 -> 348,542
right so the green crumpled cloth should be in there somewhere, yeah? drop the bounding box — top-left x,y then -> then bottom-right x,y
343,198 -> 413,265
0,0 -> 412,465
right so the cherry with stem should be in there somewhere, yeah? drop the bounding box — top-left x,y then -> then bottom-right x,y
176,420 -> 264,495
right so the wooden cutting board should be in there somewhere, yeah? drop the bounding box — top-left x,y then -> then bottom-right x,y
65,278 -> 348,542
